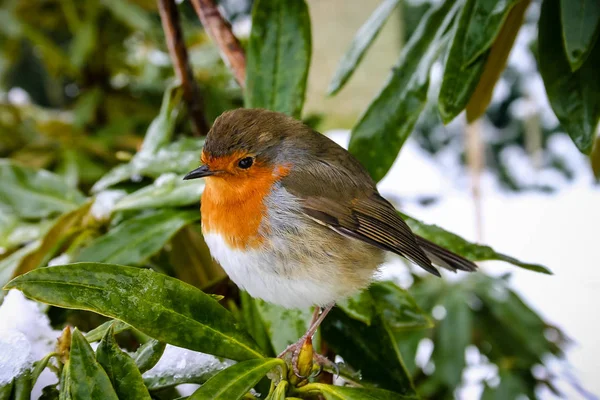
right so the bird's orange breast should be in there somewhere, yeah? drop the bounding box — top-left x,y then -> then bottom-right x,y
201,163 -> 290,250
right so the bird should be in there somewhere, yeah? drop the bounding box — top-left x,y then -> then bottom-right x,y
184,108 -> 477,374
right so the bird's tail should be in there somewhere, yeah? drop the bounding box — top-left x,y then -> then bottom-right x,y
416,236 -> 478,273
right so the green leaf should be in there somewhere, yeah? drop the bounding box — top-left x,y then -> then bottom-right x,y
92,138 -> 204,192
75,209 -> 200,266
465,0 -> 530,122
101,0 -> 154,32
0,241 -> 40,288
482,371 -> 529,399
0,381 -> 12,400
58,359 -> 71,400
13,202 -> 92,278
327,0 -> 401,95
31,352 -> 58,388
189,358 -> 284,400
5,263 -> 264,361
369,281 -> 432,331
560,0 -> 600,71
0,160 -> 86,219
296,383 -> 418,400
138,85 -> 183,157
323,306 -> 416,394
85,320 -> 131,343
438,0 -> 489,123
245,0 -> 311,118
68,329 -> 119,400
96,325 -> 152,400
402,213 -> 552,274
348,0 -> 461,181
471,274 -> 556,359
69,3 -> 99,69
431,289 -> 472,387
239,291 -> 275,356
539,0 -> 600,154
336,290 -> 374,326
12,370 -> 31,400
462,0 -> 523,66
134,339 -> 166,374
253,299 -> 311,354
113,175 -> 204,212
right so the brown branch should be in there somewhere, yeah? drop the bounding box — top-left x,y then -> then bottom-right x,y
158,0 -> 209,136
189,0 -> 247,88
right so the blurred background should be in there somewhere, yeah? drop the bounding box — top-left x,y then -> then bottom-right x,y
0,0 -> 598,398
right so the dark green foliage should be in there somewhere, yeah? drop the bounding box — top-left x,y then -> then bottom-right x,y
0,0 -> 584,398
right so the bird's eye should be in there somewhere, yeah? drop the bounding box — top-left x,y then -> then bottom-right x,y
238,157 -> 254,169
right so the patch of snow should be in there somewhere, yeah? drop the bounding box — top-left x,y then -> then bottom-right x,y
0,330 -> 31,385
0,290 -> 61,396
143,344 -> 234,382
90,190 -> 127,221
48,253 -> 71,267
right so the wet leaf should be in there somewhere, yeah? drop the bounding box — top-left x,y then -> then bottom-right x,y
0,241 -> 39,288
438,0 -> 492,123
462,0 -> 524,66
560,0 -> 600,71
138,84 -> 183,157
96,325 -> 151,400
68,329 -> 119,400
402,213 -> 552,274
85,320 -> 131,343
5,263 -> 264,361
322,306 -> 416,394
245,0 -> 311,118
348,0 -> 460,181
254,299 -> 311,354
431,289 -> 472,387
75,209 -> 199,266
12,370 -> 31,400
92,138 -> 203,192
189,358 -> 284,400
328,0 -> 401,95
466,0 -> 530,122
0,160 -> 86,219
539,0 -> 600,154
369,281 -> 432,331
134,339 -> 166,374
113,175 -> 204,212
296,383 -> 418,399
336,290 -> 374,326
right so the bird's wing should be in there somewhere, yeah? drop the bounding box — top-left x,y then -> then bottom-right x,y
281,150 -> 440,275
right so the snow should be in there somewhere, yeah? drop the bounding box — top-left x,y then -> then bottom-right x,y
142,344 -> 234,382
48,253 -> 71,267
0,290 -> 61,394
0,330 -> 31,385
90,190 -> 127,221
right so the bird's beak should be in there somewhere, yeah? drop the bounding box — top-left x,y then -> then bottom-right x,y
183,165 -> 214,180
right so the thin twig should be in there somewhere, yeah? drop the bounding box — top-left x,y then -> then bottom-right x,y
189,0 -> 247,88
466,120 -> 485,242
158,0 -> 209,136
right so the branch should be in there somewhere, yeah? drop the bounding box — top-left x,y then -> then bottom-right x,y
189,0 -> 247,88
158,0 -> 209,136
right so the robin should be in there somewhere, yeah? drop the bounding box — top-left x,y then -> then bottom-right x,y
184,108 -> 476,374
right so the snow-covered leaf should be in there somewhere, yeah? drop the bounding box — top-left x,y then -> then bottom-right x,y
0,160 -> 86,219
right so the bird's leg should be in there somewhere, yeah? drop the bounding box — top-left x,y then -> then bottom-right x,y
278,304 -> 334,377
